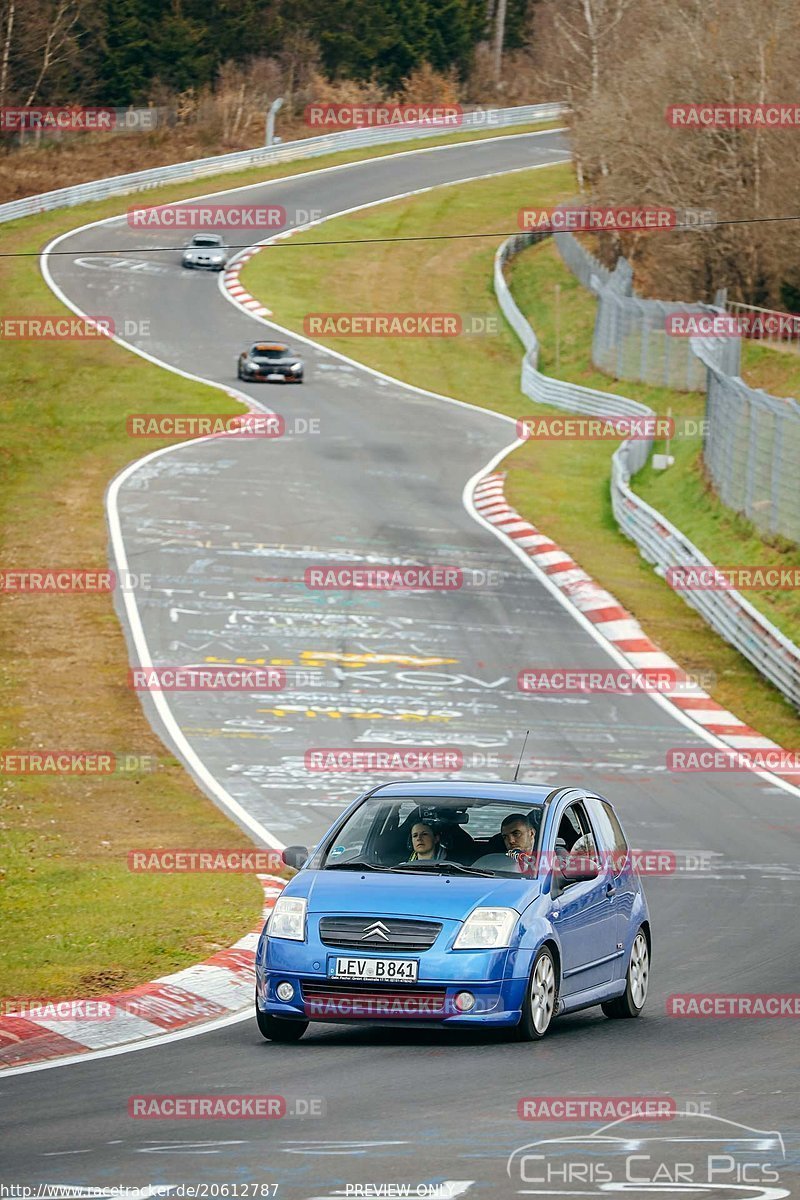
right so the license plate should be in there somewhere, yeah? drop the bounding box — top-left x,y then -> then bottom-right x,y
330,956 -> 418,982
267,373 -> 285,381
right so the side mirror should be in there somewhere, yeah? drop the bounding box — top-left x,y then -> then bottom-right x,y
282,844 -> 309,870
561,854 -> 600,884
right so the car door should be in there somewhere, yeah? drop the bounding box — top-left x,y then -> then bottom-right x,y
548,800 -> 619,995
587,795 -> 639,969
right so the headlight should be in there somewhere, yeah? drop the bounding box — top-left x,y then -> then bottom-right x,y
269,896 -> 307,941
290,362 -> 302,371
453,907 -> 518,950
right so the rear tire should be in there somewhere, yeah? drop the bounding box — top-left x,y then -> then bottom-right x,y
515,945 -> 558,1040
602,928 -> 649,1019
256,996 -> 308,1042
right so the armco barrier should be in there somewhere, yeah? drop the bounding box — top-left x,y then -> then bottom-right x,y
0,103 -> 565,225
495,231 -> 800,709
555,233 -> 712,391
556,233 -> 800,544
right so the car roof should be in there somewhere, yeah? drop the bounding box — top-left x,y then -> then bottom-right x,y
251,342 -> 288,352
192,233 -> 223,241
368,780 -> 558,805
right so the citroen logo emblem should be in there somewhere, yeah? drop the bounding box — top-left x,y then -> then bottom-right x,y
361,920 -> 391,942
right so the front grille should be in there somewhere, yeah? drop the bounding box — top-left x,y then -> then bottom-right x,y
318,916 -> 442,951
302,980 -> 447,1018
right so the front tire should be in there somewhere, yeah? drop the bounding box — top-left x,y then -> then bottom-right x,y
602,927 -> 649,1019
256,997 -> 308,1043
516,945 -> 558,1040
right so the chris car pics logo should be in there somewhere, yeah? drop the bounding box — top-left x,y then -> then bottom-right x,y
506,1111 -> 787,1197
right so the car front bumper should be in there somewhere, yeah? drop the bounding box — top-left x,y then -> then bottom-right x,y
256,937 -> 533,1027
183,259 -> 225,270
241,371 -> 303,382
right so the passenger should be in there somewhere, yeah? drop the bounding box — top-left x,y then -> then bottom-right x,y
564,833 -> 601,874
409,821 -> 445,861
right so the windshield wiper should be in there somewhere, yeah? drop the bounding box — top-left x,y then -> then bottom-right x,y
325,859 -> 394,872
390,860 -> 495,878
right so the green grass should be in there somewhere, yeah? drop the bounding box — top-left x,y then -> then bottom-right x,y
741,340 -> 800,400
241,168 -> 800,747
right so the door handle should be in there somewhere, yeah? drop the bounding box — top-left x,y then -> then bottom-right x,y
605,882 -> 616,897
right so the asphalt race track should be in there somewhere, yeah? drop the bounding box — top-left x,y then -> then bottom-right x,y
1,130 -> 798,1198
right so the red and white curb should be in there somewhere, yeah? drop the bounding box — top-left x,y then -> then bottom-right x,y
0,874 -> 284,1070
223,249 -> 272,317
473,473 -> 800,786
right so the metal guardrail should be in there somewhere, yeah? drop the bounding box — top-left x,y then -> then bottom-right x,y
0,103 -> 566,226
555,233 -> 712,391
496,233 -> 654,424
495,231 -> 800,710
691,336 -> 800,545
556,233 -> 800,544
726,300 -> 800,350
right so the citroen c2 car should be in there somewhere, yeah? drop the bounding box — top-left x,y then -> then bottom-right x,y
255,781 -> 651,1042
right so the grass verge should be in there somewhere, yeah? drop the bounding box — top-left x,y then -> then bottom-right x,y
741,340 -> 800,401
241,167 -> 800,746
2,120 -> 557,997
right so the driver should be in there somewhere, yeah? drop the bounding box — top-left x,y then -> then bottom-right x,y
500,813 -> 537,871
409,821 -> 446,861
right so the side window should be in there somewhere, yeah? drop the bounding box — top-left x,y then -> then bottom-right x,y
324,802 -> 381,864
587,798 -> 629,873
555,802 -> 597,857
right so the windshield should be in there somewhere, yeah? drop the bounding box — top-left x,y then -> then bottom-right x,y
252,347 -> 286,360
191,235 -> 223,247
317,794 -> 544,877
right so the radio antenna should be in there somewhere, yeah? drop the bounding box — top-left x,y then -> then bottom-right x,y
512,730 -> 530,783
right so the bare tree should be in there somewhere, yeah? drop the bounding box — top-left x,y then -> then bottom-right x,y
0,0 -> 14,107
534,0 -> 800,305
23,0 -> 85,107
493,0 -> 506,80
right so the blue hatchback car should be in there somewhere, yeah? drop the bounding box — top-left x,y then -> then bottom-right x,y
255,781 -> 651,1042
